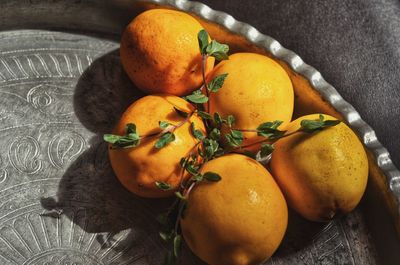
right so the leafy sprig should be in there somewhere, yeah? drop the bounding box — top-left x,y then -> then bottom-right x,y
300,114 -> 341,133
103,123 -> 140,149
197,29 -> 229,60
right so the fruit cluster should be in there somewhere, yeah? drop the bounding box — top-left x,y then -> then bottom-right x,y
104,9 -> 369,265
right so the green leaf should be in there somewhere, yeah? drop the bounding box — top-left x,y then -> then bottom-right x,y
159,230 -> 174,241
155,132 -> 175,149
198,29 -> 209,54
197,111 -> 212,120
257,120 -> 283,131
257,120 -> 285,139
174,107 -> 189,118
103,133 -> 140,149
173,235 -> 182,258
186,164 -> 199,176
225,130 -> 243,147
155,181 -> 171,190
203,138 -> 219,158
209,128 -> 221,140
300,115 -> 340,133
104,123 -> 141,148
324,119 -> 341,127
214,148 -> 225,157
260,144 -> 274,158
103,134 -> 121,144
194,174 -> 203,182
227,114 -> 235,127
126,123 -> 137,134
208,73 -> 228,92
203,172 -> 222,181
175,191 -> 186,200
159,121 -> 170,130
191,122 -> 204,140
213,112 -> 225,126
185,90 -> 209,104
179,157 -> 188,168
206,40 -> 229,60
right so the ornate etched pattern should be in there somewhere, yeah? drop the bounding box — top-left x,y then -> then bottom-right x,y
0,29 -> 378,265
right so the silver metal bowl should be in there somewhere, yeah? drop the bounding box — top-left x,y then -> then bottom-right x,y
0,0 -> 398,264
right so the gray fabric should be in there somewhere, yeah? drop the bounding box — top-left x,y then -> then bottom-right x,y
201,0 -> 400,167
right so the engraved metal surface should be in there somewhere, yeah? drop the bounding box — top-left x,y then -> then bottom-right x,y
0,0 -> 398,264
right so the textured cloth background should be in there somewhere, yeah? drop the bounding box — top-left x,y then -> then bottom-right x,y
201,0 -> 400,167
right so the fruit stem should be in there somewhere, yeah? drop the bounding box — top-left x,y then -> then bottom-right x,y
140,111 -> 195,139
233,130 -> 302,150
201,54 -> 211,113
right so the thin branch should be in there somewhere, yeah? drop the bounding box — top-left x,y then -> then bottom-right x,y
233,130 -> 302,150
201,55 -> 210,112
140,111 -> 195,139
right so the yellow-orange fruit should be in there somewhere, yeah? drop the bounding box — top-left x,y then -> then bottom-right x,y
109,94 -> 205,198
208,52 -> 294,151
181,154 -> 288,265
120,9 -> 214,96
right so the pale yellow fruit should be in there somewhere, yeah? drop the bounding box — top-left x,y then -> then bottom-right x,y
270,114 -> 369,221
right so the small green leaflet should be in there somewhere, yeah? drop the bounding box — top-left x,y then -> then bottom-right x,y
202,138 -> 219,159
185,90 -> 209,104
208,73 -> 228,92
173,107 -> 189,118
203,171 -> 222,181
194,174 -> 203,182
155,132 -> 175,149
159,230 -> 175,241
225,130 -> 243,147
300,114 -> 341,133
103,123 -> 140,149
159,121 -> 170,130
197,111 -> 212,120
155,181 -> 171,190
197,29 -> 209,55
185,163 -> 200,176
209,128 -> 221,140
227,115 -> 235,127
175,191 -> 186,200
257,120 -> 285,139
260,144 -> 274,158
206,40 -> 229,61
173,235 -> 182,258
191,122 -> 204,140
126,123 -> 137,134
213,112 -> 224,126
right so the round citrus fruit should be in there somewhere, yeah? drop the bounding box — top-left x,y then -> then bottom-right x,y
108,94 -> 205,198
120,9 -> 215,96
270,114 -> 368,222
207,52 -> 294,151
181,154 -> 288,265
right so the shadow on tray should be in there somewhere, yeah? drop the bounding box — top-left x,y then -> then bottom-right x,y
39,50 -> 172,264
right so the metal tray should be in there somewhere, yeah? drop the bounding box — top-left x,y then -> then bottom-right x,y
0,0 -> 399,264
